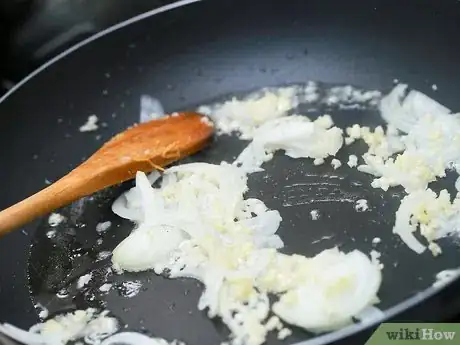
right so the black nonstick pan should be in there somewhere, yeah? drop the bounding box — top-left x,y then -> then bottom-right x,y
1,0 -> 460,344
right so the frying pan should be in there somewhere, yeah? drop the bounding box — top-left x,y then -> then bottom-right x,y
1,0 -> 460,344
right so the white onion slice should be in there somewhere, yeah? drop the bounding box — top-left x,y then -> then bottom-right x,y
147,171 -> 162,185
273,249 -> 381,333
0,324 -> 53,345
235,116 -> 343,172
136,172 -> 163,225
380,84 -> 451,133
111,187 -> 143,222
140,95 -> 165,123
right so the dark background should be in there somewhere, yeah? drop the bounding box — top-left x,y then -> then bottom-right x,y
0,0 -> 176,95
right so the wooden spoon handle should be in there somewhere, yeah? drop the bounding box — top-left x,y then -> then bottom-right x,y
0,112 -> 213,237
0,174 -> 88,236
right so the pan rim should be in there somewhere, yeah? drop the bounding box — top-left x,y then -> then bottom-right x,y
0,0 -> 202,104
0,0 -> 459,343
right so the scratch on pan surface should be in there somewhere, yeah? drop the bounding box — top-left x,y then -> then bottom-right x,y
312,235 -> 334,244
282,183 -> 357,207
285,182 -> 341,188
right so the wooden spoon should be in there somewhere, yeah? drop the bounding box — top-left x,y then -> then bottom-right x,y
0,112 -> 214,237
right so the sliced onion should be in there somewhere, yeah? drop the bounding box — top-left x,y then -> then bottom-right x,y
111,187 -> 143,222
0,323 -> 54,345
380,84 -> 451,133
147,171 -> 162,184
136,172 -> 163,225
140,95 -> 165,123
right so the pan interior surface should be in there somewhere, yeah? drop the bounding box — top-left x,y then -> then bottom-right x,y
27,82 -> 460,345
0,0 -> 459,344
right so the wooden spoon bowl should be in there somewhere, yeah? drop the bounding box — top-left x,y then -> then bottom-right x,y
0,112 -> 214,237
